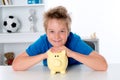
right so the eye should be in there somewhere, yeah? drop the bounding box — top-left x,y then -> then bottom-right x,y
50,31 -> 54,33
55,55 -> 56,57
61,30 -> 65,33
57,55 -> 59,57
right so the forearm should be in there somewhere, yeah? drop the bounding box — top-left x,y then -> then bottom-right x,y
12,53 -> 47,71
69,51 -> 108,71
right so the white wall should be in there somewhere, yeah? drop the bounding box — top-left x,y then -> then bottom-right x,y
45,0 -> 120,64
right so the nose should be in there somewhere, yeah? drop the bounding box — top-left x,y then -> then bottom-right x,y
55,33 -> 60,40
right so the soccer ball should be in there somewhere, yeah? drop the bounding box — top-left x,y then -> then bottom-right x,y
3,15 -> 21,33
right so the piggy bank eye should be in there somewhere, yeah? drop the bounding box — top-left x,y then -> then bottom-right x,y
54,55 -> 59,57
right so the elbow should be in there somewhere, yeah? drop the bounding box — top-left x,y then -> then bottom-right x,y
101,63 -> 108,71
12,60 -> 17,71
95,63 -> 108,71
12,64 -> 27,71
99,66 -> 108,71
101,60 -> 108,71
12,64 -> 18,71
12,60 -> 20,71
12,62 -> 27,71
12,63 -> 21,71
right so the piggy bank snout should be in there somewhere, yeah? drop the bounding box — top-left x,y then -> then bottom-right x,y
53,59 -> 61,66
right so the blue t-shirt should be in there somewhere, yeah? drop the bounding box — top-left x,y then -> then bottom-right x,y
26,32 -> 93,66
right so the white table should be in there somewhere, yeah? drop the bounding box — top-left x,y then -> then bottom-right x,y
0,64 -> 119,80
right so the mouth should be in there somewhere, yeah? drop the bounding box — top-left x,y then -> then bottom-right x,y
53,40 -> 61,42
52,40 -> 64,47
53,40 -> 62,43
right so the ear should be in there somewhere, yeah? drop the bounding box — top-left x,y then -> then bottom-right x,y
4,53 -> 7,57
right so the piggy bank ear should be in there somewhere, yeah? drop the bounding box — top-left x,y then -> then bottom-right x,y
61,50 -> 66,55
47,50 -> 52,55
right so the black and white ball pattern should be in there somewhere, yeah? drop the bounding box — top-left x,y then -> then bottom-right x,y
3,15 -> 20,33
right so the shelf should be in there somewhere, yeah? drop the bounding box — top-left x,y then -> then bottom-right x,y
0,32 -> 45,43
0,3 -> 45,44
83,38 -> 99,42
0,4 -> 45,8
0,1 -> 46,65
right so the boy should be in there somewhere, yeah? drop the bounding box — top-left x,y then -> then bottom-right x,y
12,6 -> 108,71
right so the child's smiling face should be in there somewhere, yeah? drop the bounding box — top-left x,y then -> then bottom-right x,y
46,19 -> 69,48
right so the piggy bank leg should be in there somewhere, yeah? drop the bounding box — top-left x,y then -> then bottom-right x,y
60,70 -> 66,74
50,70 -> 56,75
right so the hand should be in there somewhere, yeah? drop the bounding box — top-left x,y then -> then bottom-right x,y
49,46 -> 73,57
50,47 -> 64,53
43,51 -> 48,59
63,46 -> 74,57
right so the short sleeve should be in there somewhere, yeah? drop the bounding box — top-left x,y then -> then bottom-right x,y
26,35 -> 46,56
74,37 -> 93,55
66,32 -> 93,55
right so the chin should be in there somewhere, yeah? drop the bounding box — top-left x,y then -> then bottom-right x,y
52,44 -> 64,47
53,45 -> 61,47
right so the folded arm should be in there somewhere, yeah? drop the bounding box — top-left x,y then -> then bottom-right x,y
67,50 -> 108,71
12,51 -> 47,71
